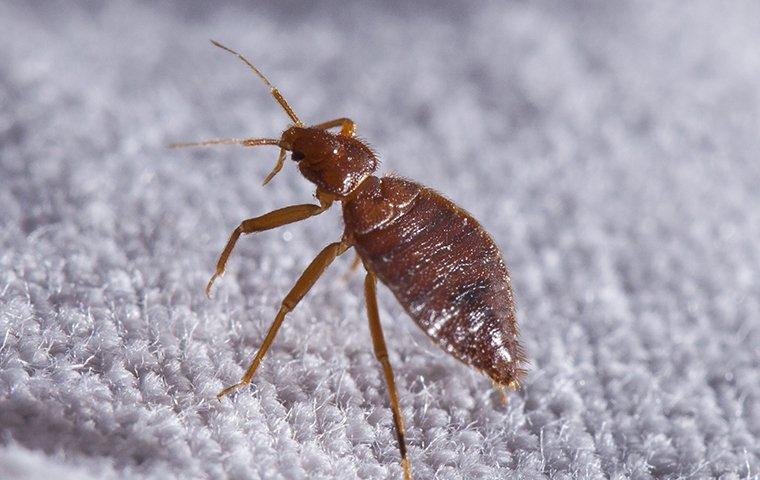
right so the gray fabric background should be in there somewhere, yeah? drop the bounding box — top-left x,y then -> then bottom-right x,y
1,1 -> 759,479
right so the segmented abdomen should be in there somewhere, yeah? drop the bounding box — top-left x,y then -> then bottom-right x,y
343,176 -> 525,386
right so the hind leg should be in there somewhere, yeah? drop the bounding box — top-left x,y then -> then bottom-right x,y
364,271 -> 412,480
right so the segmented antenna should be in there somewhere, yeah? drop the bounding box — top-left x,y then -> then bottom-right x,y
210,40 -> 303,126
168,138 -> 282,149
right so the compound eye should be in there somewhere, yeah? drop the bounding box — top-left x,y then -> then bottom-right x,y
291,150 -> 305,161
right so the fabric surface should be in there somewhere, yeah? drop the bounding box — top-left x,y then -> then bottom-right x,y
1,1 -> 759,479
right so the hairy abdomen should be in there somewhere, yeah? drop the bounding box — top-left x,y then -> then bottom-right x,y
343,176 -> 525,386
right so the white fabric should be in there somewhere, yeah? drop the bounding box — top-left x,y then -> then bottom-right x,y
1,2 -> 759,478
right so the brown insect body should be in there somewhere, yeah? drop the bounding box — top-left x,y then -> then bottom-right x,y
172,41 -> 527,480
285,128 -> 526,386
343,175 -> 526,387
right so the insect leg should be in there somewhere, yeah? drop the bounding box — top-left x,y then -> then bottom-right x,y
310,117 -> 356,137
217,240 -> 350,399
364,271 -> 412,480
493,382 -> 508,405
340,253 -> 363,283
261,147 -> 287,185
206,200 -> 332,297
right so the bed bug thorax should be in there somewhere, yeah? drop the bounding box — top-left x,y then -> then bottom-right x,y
170,40 -> 527,480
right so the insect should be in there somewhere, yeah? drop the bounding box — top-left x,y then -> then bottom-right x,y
171,40 -> 527,480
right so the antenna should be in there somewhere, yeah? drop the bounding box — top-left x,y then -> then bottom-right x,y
210,40 -> 303,126
168,137 -> 282,148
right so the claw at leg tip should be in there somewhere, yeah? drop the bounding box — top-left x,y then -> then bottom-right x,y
217,382 -> 244,400
205,272 -> 222,299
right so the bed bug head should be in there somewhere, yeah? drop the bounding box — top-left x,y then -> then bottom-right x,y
171,40 -> 377,193
279,126 -> 377,196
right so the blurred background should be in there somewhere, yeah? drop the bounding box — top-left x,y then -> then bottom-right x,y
1,1 -> 759,478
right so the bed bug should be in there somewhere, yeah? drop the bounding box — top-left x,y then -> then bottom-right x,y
171,40 -> 527,480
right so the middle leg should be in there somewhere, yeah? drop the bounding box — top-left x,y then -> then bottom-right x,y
217,239 -> 350,398
340,253 -> 363,283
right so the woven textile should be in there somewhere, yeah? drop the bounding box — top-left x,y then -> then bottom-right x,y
1,2 -> 759,478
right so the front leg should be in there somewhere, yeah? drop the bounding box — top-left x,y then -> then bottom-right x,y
311,117 -> 356,137
206,199 -> 332,296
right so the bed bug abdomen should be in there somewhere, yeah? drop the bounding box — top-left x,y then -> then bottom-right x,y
344,176 -> 526,388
